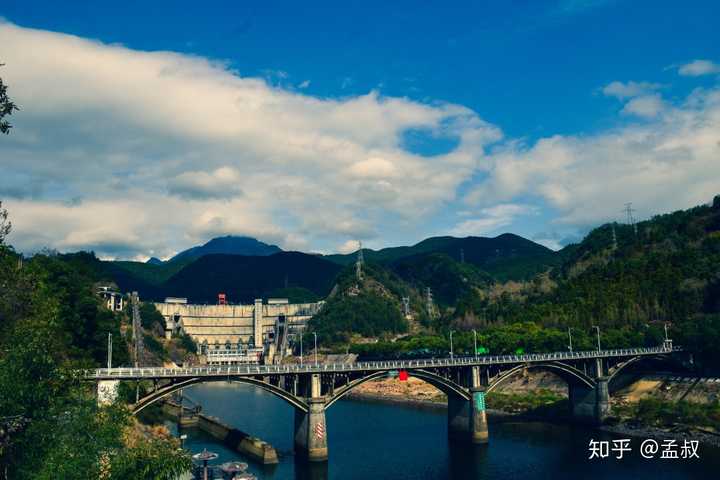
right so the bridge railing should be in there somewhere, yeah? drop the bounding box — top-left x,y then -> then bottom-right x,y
85,345 -> 680,380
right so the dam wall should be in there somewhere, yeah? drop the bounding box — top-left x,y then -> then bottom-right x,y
154,299 -> 323,349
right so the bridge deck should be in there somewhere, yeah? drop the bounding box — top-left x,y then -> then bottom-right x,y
86,346 -> 678,380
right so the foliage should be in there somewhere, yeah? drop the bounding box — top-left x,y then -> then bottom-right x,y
0,64 -> 19,134
450,197 -> 720,372
324,234 -> 558,282
140,301 -> 166,330
310,289 -> 408,344
143,334 -> 169,361
486,389 -> 564,413
0,201 -> 10,243
0,211 -> 188,478
178,331 -> 198,354
615,398 -> 720,430
391,253 -> 491,306
348,322 -> 651,359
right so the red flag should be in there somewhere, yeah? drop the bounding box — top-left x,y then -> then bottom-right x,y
398,370 -> 409,381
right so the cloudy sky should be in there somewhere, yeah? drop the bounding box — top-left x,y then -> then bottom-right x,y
0,1 -> 719,260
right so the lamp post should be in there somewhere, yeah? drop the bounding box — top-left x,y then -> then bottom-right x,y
449,330 -> 455,360
473,330 -> 478,360
313,332 -> 318,366
592,326 -> 601,351
567,328 -> 573,352
299,332 -> 303,365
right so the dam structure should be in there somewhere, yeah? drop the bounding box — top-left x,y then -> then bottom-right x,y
154,297 -> 324,363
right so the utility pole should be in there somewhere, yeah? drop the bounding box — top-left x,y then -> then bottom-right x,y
460,248 -> 465,264
299,333 -> 303,365
107,333 -> 113,369
449,330 -> 455,360
567,328 -> 573,352
131,292 -> 143,403
313,332 -> 318,367
473,330 -> 478,360
592,326 -> 601,351
131,292 -> 143,367
611,224 -> 618,251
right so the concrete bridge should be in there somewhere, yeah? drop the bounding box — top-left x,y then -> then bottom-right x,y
89,345 -> 682,462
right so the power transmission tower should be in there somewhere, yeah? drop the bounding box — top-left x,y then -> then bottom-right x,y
355,240 -> 364,281
425,287 -> 435,319
402,296 -> 410,317
131,292 -> 143,367
623,203 -> 638,236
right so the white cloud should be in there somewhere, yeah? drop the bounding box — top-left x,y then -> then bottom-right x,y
621,94 -> 665,118
167,167 -> 243,199
678,59 -> 720,77
337,239 -> 361,254
465,86 -> 720,227
1,21 -> 718,258
602,81 -> 661,100
0,21 -> 500,257
450,204 -> 536,236
298,80 -> 310,89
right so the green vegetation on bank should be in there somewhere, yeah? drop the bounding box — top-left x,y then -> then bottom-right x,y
0,214 -> 190,478
347,322 -> 656,358
486,390 -> 565,413
614,398 -> 720,431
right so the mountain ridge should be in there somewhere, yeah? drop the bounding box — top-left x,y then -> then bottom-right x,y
168,235 -> 282,263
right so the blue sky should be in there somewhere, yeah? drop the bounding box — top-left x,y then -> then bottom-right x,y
0,1 -> 719,259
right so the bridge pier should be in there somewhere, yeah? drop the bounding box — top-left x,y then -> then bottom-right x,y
294,374 -> 328,462
448,366 -> 488,443
96,380 -> 119,406
470,388 -> 489,444
447,395 -> 471,439
569,378 -> 610,425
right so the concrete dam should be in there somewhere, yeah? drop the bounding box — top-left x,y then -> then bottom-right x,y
154,298 -> 324,363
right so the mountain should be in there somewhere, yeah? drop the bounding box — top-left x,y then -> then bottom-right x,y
454,196 -> 720,370
169,235 -> 282,263
325,234 -> 558,282
160,252 -> 341,303
145,257 -> 163,265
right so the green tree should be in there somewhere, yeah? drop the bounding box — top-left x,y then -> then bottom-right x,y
0,64 -> 19,134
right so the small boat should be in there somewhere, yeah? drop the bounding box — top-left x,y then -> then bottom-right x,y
220,460 -> 256,480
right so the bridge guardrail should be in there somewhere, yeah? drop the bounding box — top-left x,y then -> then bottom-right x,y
85,346 -> 680,380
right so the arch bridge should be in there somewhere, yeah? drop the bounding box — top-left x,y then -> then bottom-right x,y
88,345 -> 682,462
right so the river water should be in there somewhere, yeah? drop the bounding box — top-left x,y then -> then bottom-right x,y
168,382 -> 717,479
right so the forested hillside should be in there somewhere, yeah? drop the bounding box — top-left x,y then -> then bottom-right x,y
450,196 -> 720,371
0,212 -> 190,478
325,233 -> 558,281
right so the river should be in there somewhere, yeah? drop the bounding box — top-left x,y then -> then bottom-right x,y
167,382 -> 717,479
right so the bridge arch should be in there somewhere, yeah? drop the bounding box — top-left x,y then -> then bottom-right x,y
606,354 -> 688,391
486,362 -> 595,394
324,368 -> 471,410
132,376 -> 309,415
